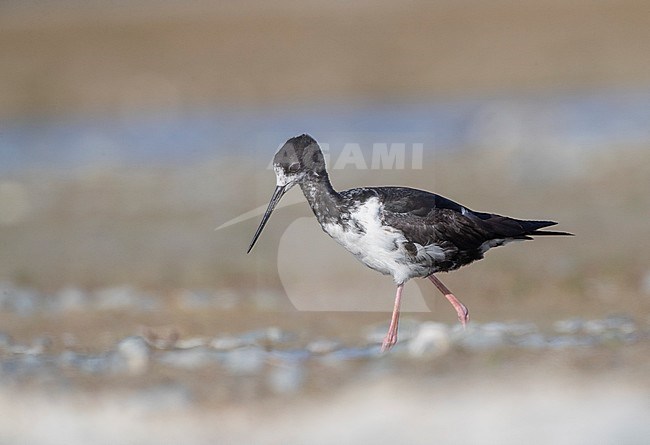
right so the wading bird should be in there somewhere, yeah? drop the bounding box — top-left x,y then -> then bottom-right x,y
248,134 -> 571,352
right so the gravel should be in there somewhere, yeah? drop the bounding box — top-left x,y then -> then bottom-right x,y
0,287 -> 647,387
0,283 -> 648,445
0,316 -> 646,383
0,283 -> 648,406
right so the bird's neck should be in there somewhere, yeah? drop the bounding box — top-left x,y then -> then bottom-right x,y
299,173 -> 343,225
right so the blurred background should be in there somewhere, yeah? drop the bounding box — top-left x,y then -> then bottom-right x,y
1,1 -> 650,444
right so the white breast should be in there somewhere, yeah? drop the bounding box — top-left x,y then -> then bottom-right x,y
321,197 -> 440,284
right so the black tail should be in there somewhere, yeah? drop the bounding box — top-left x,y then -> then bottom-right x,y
528,229 -> 574,236
519,220 -> 573,237
472,213 -> 573,239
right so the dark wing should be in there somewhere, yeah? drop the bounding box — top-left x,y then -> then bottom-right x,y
374,187 -> 567,250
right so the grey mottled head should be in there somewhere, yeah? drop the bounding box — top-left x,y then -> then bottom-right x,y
248,134 -> 326,253
272,134 -> 327,188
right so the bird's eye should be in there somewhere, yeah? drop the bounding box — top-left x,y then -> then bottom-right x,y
288,162 -> 300,173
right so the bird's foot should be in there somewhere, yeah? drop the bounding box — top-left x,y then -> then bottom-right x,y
445,292 -> 469,328
456,303 -> 470,329
427,274 -> 470,329
381,331 -> 398,353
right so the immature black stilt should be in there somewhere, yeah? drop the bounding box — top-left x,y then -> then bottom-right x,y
248,134 -> 572,352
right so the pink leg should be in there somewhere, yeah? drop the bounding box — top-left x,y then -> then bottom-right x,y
381,284 -> 404,352
428,274 -> 470,328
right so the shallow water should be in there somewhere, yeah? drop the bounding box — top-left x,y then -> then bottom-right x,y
3,90 -> 650,174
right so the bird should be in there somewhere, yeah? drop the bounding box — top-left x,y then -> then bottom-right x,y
247,134 -> 572,352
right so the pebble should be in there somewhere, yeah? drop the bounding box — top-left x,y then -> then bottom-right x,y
239,327 -> 295,346
157,347 -> 223,370
554,317 -> 584,334
174,337 -> 209,349
305,338 -> 342,354
407,322 -> 451,358
210,335 -> 245,351
221,346 -> 267,375
115,336 -> 150,374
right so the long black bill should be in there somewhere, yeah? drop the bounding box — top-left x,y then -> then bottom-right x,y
247,185 -> 287,253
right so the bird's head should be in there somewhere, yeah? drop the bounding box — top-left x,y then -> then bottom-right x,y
247,134 -> 325,253
272,133 -> 326,189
